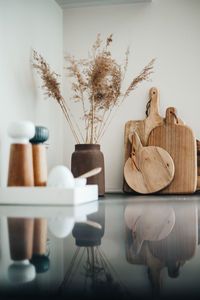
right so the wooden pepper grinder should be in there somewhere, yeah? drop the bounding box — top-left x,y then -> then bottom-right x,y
7,121 -> 35,186
30,125 -> 49,186
30,126 -> 49,273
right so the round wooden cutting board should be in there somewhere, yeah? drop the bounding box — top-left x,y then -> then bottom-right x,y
124,131 -> 175,194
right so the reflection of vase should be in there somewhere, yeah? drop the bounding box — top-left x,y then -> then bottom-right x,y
71,144 -> 105,196
72,204 -> 105,247
59,204 -> 127,297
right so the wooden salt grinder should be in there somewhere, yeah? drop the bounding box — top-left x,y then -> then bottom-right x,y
30,126 -> 49,256
7,121 -> 35,186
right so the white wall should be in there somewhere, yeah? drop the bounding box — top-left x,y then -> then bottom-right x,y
62,0 -> 200,191
0,0 -> 64,186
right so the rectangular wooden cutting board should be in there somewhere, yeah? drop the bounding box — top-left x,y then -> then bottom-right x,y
147,107 -> 197,194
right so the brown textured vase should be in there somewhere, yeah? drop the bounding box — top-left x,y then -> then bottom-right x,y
71,144 -> 105,196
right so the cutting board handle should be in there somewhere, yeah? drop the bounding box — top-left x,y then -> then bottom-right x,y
166,107 -> 179,125
129,131 -> 143,153
148,87 -> 160,116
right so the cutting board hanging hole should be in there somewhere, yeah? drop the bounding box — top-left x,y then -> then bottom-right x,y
170,111 -> 179,124
166,107 -> 179,125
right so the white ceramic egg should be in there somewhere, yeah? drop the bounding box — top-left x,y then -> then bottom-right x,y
47,165 -> 75,188
7,121 -> 35,144
48,217 -> 75,238
8,260 -> 36,284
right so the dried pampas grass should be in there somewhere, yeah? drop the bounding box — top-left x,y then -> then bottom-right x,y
32,34 -> 155,144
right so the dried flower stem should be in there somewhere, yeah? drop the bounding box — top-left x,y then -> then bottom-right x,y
97,109 -> 114,142
90,94 -> 95,144
63,99 -> 85,143
122,46 -> 130,82
86,119 -> 90,143
96,109 -> 107,141
60,99 -> 80,143
123,58 -> 155,100
80,89 -> 88,141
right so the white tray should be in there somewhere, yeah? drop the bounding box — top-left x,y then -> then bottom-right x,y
0,185 -> 98,206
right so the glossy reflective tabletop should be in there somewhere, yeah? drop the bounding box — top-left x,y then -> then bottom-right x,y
1,193 -> 200,299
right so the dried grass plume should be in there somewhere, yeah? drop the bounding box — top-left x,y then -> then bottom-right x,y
32,35 -> 155,144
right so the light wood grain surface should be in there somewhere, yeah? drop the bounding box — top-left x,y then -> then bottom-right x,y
148,107 -> 197,194
32,144 -> 48,186
124,131 -> 174,194
7,144 -> 34,187
123,87 -> 184,193
123,87 -> 163,192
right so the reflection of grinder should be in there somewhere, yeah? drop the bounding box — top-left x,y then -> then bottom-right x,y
30,126 -> 49,273
7,218 -> 36,284
7,121 -> 36,283
8,218 -> 34,261
30,218 -> 49,274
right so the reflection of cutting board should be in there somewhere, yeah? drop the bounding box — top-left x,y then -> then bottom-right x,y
148,107 -> 197,194
148,205 -> 198,274
123,87 -> 183,193
124,203 -> 175,256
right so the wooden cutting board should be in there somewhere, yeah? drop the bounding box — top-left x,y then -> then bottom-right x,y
123,87 -> 183,193
124,131 -> 175,194
148,107 -> 197,194
123,87 -> 163,192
